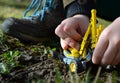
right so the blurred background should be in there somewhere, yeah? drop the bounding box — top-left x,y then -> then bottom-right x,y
0,0 -> 32,23
0,0 -> 110,26
0,0 -> 74,24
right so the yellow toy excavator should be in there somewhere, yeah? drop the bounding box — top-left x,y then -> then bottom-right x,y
61,9 -> 103,73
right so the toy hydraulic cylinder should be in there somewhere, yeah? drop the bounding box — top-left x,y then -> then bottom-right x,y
91,9 -> 97,49
79,24 -> 91,58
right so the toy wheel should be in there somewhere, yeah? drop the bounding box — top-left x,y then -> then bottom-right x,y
70,61 -> 85,73
70,62 -> 77,73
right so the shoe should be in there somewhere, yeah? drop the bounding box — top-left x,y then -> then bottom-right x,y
0,0 -> 65,43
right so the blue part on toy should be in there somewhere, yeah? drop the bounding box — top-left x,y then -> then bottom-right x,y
85,52 -> 92,61
63,57 -> 76,65
23,0 -> 53,21
61,55 -> 80,66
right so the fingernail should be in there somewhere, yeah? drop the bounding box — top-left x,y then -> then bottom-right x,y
63,45 -> 68,50
92,57 -> 97,64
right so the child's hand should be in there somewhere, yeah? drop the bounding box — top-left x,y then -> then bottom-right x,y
92,17 -> 120,66
55,15 -> 89,50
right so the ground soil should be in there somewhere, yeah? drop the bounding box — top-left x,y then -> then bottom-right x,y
0,36 -> 71,83
0,36 -> 119,83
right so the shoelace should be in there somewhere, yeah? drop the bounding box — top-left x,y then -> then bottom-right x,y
23,0 -> 53,21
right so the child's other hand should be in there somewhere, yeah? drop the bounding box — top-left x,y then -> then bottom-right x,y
92,17 -> 120,66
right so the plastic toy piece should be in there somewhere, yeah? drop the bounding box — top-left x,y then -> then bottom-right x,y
61,9 -> 103,73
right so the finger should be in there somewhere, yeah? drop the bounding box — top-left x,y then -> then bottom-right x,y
55,24 -> 68,38
55,24 -> 82,42
101,41 -> 118,66
64,26 -> 82,41
61,37 -> 80,50
92,35 -> 109,65
60,38 -> 69,50
111,49 -> 120,65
